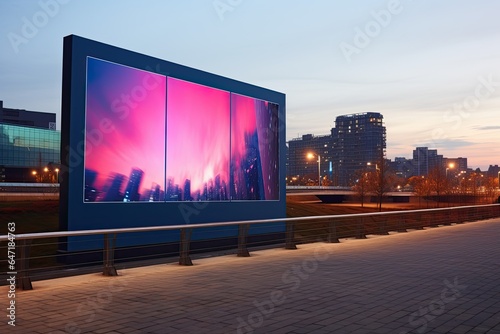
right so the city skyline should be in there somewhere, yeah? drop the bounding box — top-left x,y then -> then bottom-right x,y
1,1 -> 499,169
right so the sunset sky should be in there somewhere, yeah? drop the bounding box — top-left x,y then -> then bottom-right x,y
1,1 -> 499,169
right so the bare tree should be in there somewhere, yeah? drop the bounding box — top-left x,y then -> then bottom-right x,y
484,176 -> 499,203
352,169 -> 370,207
429,166 -> 447,208
367,159 -> 395,211
408,176 -> 431,208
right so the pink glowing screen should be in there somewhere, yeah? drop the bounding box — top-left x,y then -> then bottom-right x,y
84,58 -> 279,202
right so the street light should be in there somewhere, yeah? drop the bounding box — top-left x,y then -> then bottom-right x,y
55,168 -> 60,183
367,162 -> 379,170
307,152 -> 321,186
446,163 -> 455,177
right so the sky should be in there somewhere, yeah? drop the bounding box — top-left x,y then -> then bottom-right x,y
1,0 -> 499,170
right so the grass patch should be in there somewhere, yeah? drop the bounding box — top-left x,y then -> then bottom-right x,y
0,200 -> 60,273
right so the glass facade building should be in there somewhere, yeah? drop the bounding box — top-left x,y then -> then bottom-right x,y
0,123 -> 60,182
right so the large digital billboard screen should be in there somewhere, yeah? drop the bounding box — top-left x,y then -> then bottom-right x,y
60,35 -> 285,251
83,59 -> 280,203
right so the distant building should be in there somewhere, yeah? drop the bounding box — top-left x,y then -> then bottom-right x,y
391,157 -> 414,179
487,165 -> 500,179
286,134 -> 333,184
412,147 -> 443,176
0,100 -> 56,129
331,112 -> 386,186
103,173 -> 126,202
123,168 -> 144,202
0,100 -> 59,182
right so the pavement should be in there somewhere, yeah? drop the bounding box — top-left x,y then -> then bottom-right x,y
3,218 -> 500,334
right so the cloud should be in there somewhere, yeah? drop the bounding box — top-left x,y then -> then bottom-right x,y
474,126 -> 500,131
415,138 -> 475,150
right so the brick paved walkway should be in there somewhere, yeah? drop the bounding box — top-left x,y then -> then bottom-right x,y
3,218 -> 500,333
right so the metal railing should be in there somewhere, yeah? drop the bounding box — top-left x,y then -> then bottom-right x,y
1,204 -> 499,291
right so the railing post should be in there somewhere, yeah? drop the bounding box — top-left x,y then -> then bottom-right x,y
103,234 -> 118,276
17,239 -> 33,290
327,220 -> 339,243
378,219 -> 389,235
356,217 -> 366,239
179,228 -> 193,265
442,210 -> 452,226
237,224 -> 250,257
429,211 -> 439,227
285,222 -> 297,249
414,212 -> 424,229
455,208 -> 464,224
397,214 -> 407,232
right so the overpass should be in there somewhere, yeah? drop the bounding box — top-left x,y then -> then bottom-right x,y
287,186 -> 415,204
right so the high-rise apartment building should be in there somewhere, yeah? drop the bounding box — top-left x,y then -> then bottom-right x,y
331,112 -> 386,186
412,147 -> 444,176
286,134 -> 333,184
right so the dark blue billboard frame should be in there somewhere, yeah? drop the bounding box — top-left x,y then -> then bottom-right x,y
60,35 -> 286,252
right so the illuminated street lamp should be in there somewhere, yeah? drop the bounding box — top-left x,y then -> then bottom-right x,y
55,168 -> 60,183
446,162 -> 455,177
307,152 -> 321,186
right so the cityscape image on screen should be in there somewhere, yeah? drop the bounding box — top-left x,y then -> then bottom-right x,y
84,57 -> 167,203
83,57 -> 280,203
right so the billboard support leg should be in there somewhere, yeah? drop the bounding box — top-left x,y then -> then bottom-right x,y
17,239 -> 33,290
103,234 -> 118,276
179,228 -> 193,266
237,224 -> 250,257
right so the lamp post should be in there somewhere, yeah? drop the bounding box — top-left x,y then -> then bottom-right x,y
32,170 -> 37,183
43,167 -> 49,183
307,152 -> 321,186
446,162 -> 455,178
55,168 -> 60,183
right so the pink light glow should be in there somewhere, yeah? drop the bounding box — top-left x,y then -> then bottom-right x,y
85,58 -> 166,199
231,93 -> 257,172
166,77 -> 230,195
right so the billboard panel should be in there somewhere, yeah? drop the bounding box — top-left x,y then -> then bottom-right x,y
60,35 -> 286,251
230,93 -> 279,201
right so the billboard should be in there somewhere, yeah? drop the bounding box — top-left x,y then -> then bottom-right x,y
60,35 -> 285,251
